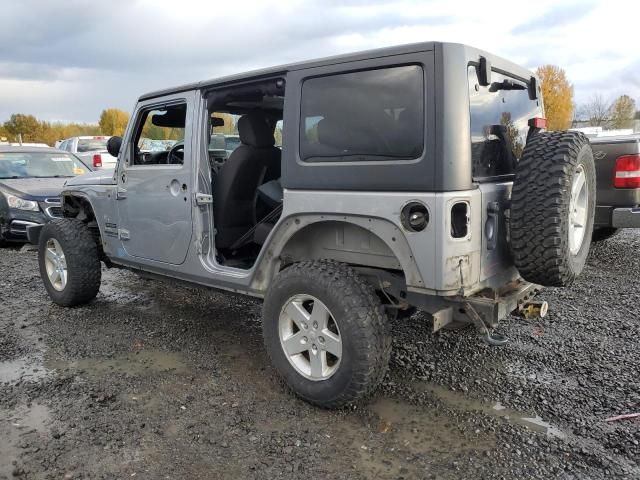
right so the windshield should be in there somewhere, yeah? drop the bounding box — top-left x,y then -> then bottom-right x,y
209,134 -> 226,151
0,152 -> 90,178
225,136 -> 241,151
139,138 -> 177,152
77,137 -> 109,153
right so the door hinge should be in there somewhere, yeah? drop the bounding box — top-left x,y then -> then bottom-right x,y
119,229 -> 130,241
195,193 -> 213,206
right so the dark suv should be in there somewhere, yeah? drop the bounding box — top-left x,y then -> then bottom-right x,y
0,146 -> 91,245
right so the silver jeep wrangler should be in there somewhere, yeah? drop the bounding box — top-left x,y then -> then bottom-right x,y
32,42 -> 596,407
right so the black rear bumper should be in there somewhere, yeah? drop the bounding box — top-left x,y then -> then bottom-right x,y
596,205 -> 640,228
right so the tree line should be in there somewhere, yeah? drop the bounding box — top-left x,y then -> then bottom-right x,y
536,65 -> 638,131
1,74 -> 636,145
0,108 -> 130,145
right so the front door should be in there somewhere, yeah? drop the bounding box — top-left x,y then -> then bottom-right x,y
116,94 -> 195,265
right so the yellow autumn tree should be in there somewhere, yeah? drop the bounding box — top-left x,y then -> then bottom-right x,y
536,65 -> 574,131
99,108 -> 130,136
610,95 -> 636,129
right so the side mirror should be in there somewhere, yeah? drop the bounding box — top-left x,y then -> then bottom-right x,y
478,56 -> 491,86
528,76 -> 539,100
107,136 -> 122,158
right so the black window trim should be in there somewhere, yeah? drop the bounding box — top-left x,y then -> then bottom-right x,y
128,99 -> 188,169
298,62 -> 427,167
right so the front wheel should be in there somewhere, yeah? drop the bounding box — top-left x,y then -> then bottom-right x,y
262,261 -> 391,408
38,219 -> 101,307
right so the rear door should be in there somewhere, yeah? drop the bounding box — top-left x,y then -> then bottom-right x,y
466,64 -> 543,281
116,92 -> 195,265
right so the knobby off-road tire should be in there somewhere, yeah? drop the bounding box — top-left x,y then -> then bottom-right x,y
38,218 -> 101,307
591,227 -> 619,243
510,131 -> 596,287
263,261 -> 391,408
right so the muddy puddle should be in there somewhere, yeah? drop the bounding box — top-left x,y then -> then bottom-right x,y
420,383 -> 567,439
0,358 -> 50,385
0,403 -> 51,479
46,350 -> 191,377
98,271 -> 147,305
351,384 -> 566,478
341,396 -> 493,479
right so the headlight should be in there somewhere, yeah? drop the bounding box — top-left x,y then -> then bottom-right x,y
6,194 -> 40,212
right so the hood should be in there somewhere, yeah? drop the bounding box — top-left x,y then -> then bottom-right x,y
0,177 -> 68,200
65,168 -> 116,187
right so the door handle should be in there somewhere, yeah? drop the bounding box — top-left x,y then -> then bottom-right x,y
116,187 -> 127,200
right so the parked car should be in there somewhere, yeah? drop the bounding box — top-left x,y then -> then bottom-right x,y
58,136 -> 116,170
31,42 -> 596,407
0,146 -> 91,245
589,134 -> 640,241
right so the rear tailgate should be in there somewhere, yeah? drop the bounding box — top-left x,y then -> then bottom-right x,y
590,135 -> 640,226
478,181 -> 513,281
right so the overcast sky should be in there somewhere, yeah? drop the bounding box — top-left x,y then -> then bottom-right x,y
1,0 -> 638,123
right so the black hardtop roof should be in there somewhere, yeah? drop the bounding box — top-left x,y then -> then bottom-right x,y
139,41 -> 443,101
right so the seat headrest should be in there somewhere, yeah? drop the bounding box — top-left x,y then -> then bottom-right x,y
238,113 -> 275,148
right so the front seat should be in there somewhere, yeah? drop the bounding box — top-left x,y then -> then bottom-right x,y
214,112 -> 281,249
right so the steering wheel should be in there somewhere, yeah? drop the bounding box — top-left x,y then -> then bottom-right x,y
167,141 -> 185,165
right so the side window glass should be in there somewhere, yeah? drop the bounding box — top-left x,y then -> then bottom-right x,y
300,65 -> 424,162
132,103 -> 186,166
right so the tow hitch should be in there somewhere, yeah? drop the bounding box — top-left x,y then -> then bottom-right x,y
464,302 -> 508,346
518,300 -> 549,319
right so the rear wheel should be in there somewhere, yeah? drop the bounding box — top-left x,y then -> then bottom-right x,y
591,227 -> 619,242
510,131 -> 596,287
263,261 -> 391,408
38,219 -> 101,306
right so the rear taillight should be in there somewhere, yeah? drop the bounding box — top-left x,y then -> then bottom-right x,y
92,154 -> 102,168
528,117 -> 547,129
614,154 -> 640,189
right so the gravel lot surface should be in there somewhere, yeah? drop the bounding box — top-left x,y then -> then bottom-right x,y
1,231 -> 639,479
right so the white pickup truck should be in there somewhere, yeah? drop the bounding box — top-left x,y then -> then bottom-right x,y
58,136 -> 117,170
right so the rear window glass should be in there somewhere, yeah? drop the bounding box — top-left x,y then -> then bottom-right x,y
468,66 -> 541,179
300,65 -> 424,162
77,137 -> 109,152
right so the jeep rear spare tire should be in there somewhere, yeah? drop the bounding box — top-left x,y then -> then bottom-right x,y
38,218 -> 101,306
510,131 -> 595,287
262,261 -> 391,408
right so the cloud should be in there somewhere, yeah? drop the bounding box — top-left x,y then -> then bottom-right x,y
0,0 -> 637,123
511,2 -> 598,33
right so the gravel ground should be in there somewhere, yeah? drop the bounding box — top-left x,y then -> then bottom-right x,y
1,231 -> 639,479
